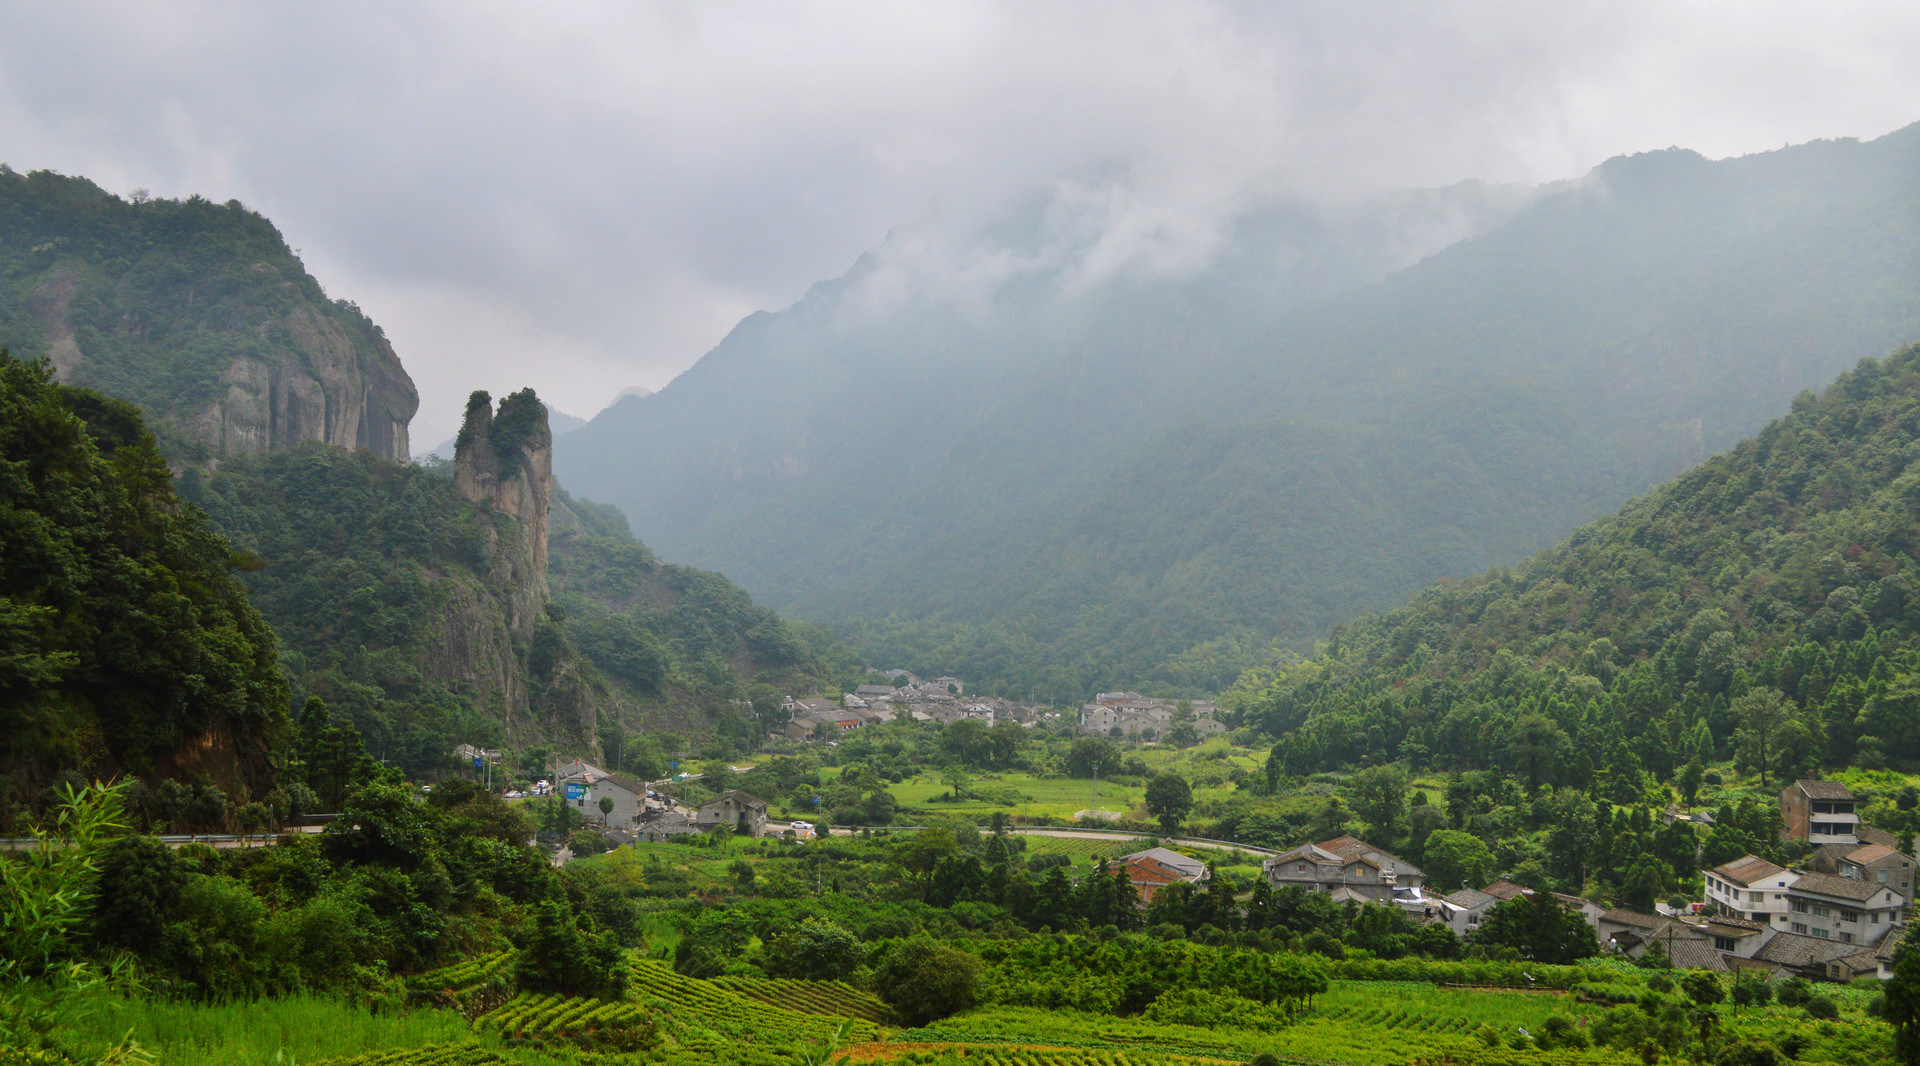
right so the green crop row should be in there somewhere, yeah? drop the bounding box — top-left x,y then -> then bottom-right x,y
627,961 -> 881,1046
408,951 -> 518,994
475,992 -> 653,1038
711,975 -> 895,1023
303,1040 -> 510,1066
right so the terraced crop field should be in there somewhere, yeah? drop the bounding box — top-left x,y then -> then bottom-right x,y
408,952 -> 517,994
305,1041 -> 510,1066
712,975 -> 896,1023
628,960 -> 883,1045
851,1046 -> 1229,1066
473,992 -> 653,1040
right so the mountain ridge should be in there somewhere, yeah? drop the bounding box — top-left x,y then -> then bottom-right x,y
556,124 -> 1920,698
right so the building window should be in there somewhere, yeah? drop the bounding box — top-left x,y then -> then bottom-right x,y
1750,891 -> 1764,903
1791,899 -> 1810,913
1812,904 -> 1831,918
1842,910 -> 1860,923
1793,922 -> 1809,934
1812,928 -> 1830,940
1841,932 -> 1855,944
1714,936 -> 1737,951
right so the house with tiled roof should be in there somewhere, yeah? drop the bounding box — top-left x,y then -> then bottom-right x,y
695,790 -> 767,837
1780,780 -> 1862,845
1117,847 -> 1210,902
1482,880 -> 1529,902
1436,888 -> 1498,939
1809,841 -> 1917,918
1704,856 -> 1798,924
1752,929 -> 1881,981
1598,908 -> 1664,953
1263,836 -> 1424,906
1784,871 -> 1904,945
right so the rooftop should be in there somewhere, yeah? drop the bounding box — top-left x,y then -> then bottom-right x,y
1754,931 -> 1877,968
1600,908 -> 1664,930
1712,855 -> 1788,886
1790,779 -> 1858,801
1790,870 -> 1897,902
1120,847 -> 1209,879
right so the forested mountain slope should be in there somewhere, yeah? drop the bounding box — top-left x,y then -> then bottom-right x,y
1235,342 -> 1920,788
558,125 -> 1920,699
0,168 -> 416,460
0,353 -> 285,816
180,393 -> 851,776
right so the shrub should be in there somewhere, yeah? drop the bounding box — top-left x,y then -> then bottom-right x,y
873,937 -> 981,1026
1804,995 -> 1838,1020
1775,976 -> 1812,1006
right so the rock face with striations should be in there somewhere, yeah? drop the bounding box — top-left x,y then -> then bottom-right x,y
0,168 -> 417,460
453,388 -> 554,638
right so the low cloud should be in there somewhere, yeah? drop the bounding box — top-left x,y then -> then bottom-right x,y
1,1 -> 1916,423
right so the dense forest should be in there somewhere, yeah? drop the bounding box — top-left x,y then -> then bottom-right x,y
1232,342 -> 1920,783
0,352 -> 285,817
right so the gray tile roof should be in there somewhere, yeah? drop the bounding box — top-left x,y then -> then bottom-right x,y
1600,908 -> 1664,930
1791,779 -> 1858,800
1712,855 -> 1787,885
1791,871 -> 1894,902
1446,888 -> 1498,910
1754,931 -> 1876,969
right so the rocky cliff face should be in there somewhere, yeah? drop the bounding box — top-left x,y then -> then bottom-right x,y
453,388 -> 554,638
175,302 -> 418,461
0,169 -> 417,461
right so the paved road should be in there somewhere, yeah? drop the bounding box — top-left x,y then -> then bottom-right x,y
791,822 -> 1276,859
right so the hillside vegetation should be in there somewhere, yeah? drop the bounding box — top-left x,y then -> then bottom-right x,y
1234,341 -> 1920,787
559,126 -> 1920,699
179,443 -> 853,774
0,168 -> 417,461
0,353 -> 285,819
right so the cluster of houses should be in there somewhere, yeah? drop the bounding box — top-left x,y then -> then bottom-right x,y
1078,692 -> 1229,740
1114,779 -> 1912,984
547,756 -> 769,843
777,672 -> 1045,744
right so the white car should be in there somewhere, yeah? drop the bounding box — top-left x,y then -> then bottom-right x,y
789,821 -> 816,839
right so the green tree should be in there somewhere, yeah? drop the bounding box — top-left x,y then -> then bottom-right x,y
1145,772 -> 1194,836
873,937 -> 981,1026
1731,689 -> 1794,789
765,918 -> 866,980
1474,889 -> 1598,964
1682,970 -> 1724,1007
1422,829 -> 1494,893
1886,940 -> 1920,1065
516,898 -> 628,998
1349,764 -> 1409,842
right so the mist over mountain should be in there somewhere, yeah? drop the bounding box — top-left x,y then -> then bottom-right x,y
557,125 -> 1920,699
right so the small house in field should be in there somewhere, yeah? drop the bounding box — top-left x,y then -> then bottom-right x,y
1116,847 -> 1210,902
696,790 -> 768,837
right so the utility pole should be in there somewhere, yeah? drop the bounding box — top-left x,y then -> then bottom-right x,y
1092,758 -> 1100,820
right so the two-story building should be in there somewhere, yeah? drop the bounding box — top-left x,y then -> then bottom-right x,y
695,790 -> 768,836
1704,855 -> 1800,924
1781,779 -> 1862,845
1810,842 -> 1917,918
561,769 -> 646,829
1782,871 -> 1905,946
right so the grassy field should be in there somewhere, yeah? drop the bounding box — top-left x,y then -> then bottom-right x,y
50,993 -> 476,1066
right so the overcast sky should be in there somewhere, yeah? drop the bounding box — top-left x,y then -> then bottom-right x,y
2,2 -> 1917,442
